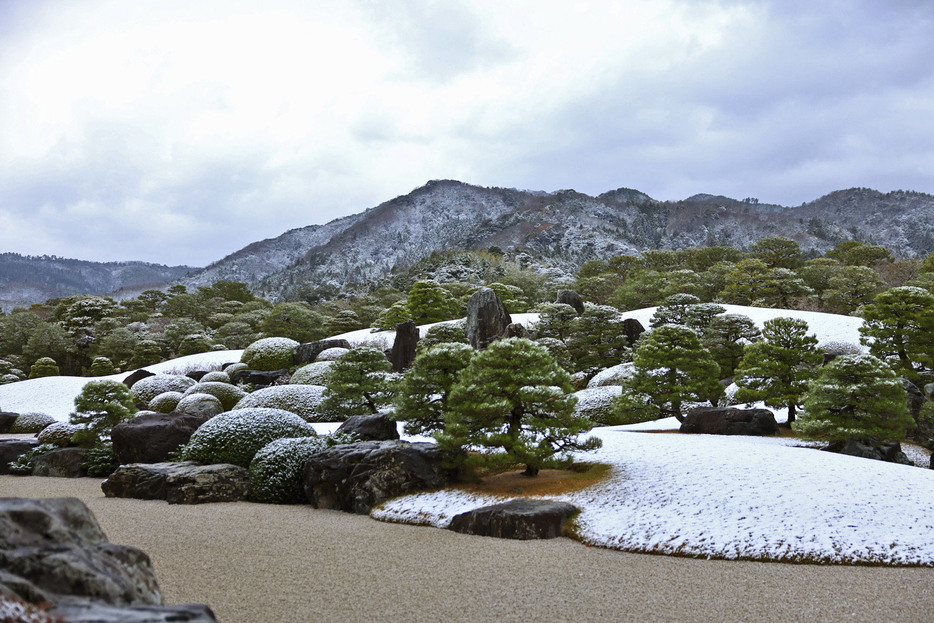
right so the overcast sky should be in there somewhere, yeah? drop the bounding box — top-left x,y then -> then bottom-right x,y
1,0 -> 932,266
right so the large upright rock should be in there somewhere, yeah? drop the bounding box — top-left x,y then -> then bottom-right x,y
621,318 -> 646,346
31,447 -> 88,478
0,411 -> 18,433
389,320 -> 419,372
294,339 -> 352,365
112,412 -> 210,465
555,290 -> 585,315
465,288 -> 511,350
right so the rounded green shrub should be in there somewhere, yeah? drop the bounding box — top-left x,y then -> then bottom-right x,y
241,337 -> 299,371
89,357 -> 116,376
10,412 -> 56,434
178,407 -> 316,468
290,362 -> 334,386
37,421 -> 82,447
183,381 -> 246,411
573,386 -> 624,425
130,374 -> 197,403
224,362 -> 248,378
316,347 -> 349,362
234,385 -> 327,422
29,357 -> 60,378
0,374 -> 19,385
175,393 -> 224,419
148,391 -> 184,413
200,370 -> 231,384
247,436 -> 328,504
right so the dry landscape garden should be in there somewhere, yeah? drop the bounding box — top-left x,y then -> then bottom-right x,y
3,237 -> 934,621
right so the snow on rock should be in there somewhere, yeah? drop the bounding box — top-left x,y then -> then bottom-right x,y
587,363 -> 635,388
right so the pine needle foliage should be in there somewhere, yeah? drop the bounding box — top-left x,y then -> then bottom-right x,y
394,342 -> 473,437
320,347 -> 394,418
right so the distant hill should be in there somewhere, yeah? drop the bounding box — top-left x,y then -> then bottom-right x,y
0,253 -> 195,311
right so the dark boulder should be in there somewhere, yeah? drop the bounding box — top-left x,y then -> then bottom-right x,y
465,288 -> 511,350
389,320 -> 419,372
294,339 -> 353,365
0,411 -> 18,434
621,318 -> 646,347
102,462 -> 249,504
230,368 -> 290,387
336,413 -> 400,441
681,407 -> 779,436
31,447 -> 88,478
825,439 -> 912,465
0,438 -> 38,475
504,323 -> 529,339
185,370 -> 209,382
303,441 -> 458,514
555,290 -> 585,315
122,369 -> 155,389
448,499 -> 579,540
900,378 -> 925,419
111,412 -> 209,465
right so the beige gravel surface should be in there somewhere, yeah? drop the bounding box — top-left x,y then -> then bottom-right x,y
2,475 -> 933,622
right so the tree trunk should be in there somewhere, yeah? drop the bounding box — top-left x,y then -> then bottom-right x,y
523,464 -> 539,477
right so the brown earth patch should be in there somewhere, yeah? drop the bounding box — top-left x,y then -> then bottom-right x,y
453,462 -> 611,498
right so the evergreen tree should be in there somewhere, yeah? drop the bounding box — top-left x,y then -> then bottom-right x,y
859,286 -> 934,383
702,313 -> 760,377
734,317 -> 822,424
416,322 -> 468,353
70,379 -> 138,446
373,301 -> 413,330
533,303 -> 579,342
131,339 -> 164,368
650,294 -> 701,328
29,356 -> 60,378
394,342 -> 473,437
89,356 -> 115,376
441,338 -> 601,476
320,347 -> 394,418
23,322 -> 70,368
405,280 -> 458,324
718,258 -> 772,304
261,302 -> 328,343
618,325 -> 721,422
750,236 -> 802,269
566,304 -> 630,370
794,354 -> 912,443
825,266 -> 883,314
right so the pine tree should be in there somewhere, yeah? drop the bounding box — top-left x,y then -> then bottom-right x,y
441,338 -> 601,476
794,354 -> 912,443
70,380 -> 138,446
566,304 -> 630,370
261,302 -> 329,343
650,294 -> 701,327
394,342 -> 473,437
859,286 -> 934,383
406,280 -> 458,324
533,303 -> 579,342
734,317 -> 822,424
320,347 -> 394,418
702,313 -> 760,377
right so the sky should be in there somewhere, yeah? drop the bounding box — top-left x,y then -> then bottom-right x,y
1,0 -> 933,267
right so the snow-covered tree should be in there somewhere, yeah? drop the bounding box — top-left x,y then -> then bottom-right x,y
70,380 -> 138,446
566,304 -> 630,370
440,338 -> 601,476
734,317 -> 822,424
795,354 -> 912,443
702,313 -> 760,377
394,342 -> 473,437
261,302 -> 329,343
320,347 -> 394,418
533,303 -> 579,342
650,294 -> 701,327
859,286 -> 934,383
406,280 -> 458,324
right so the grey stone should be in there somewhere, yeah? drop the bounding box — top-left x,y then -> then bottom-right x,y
465,287 -> 511,350
50,598 -> 218,623
448,499 -> 579,540
336,413 -> 400,441
900,378 -> 925,419
102,462 -> 249,504
504,323 -> 529,339
303,441 -> 459,514
294,339 -> 352,365
0,411 -> 18,434
174,394 -> 224,420
681,407 -> 779,436
112,413 -> 209,465
389,320 -> 419,372
31,447 -> 88,478
0,439 -> 39,475
825,439 -> 912,465
555,290 -> 585,315
185,370 -> 209,382
230,368 -> 290,387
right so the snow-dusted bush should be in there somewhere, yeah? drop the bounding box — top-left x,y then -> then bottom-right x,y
587,363 -> 635,388
37,421 -> 82,447
241,337 -> 299,371
130,374 -> 197,403
200,370 -> 231,384
182,382 -> 246,411
247,436 -> 328,504
820,340 -> 863,356
0,374 -> 19,385
10,412 -> 56,434
175,393 -> 224,419
178,408 -> 316,468
289,361 -> 334,386
316,347 -> 349,362
148,391 -> 184,413
234,385 -> 327,422
224,362 -> 248,378
573,386 -> 624,425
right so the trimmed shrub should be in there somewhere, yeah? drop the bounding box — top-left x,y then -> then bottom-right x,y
7,443 -> 57,475
289,361 -> 334,386
175,393 -> 224,419
148,391 -> 184,413
29,357 -> 59,379
241,337 -> 299,371
224,362 -> 248,378
316,347 -> 349,362
130,374 -> 197,403
247,436 -> 328,504
0,374 -> 19,385
89,357 -> 116,376
10,412 -> 56,434
182,382 -> 247,411
178,407 -> 316,468
200,370 -> 231,384
234,385 -> 327,422
37,421 -> 82,447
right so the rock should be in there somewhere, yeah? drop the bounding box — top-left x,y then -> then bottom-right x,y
112,413 -> 210,465
389,320 -> 419,372
681,407 -> 779,436
50,599 -> 218,623
294,339 -> 353,365
185,370 -> 209,382
621,318 -> 646,347
586,363 -> 635,388
825,439 -> 912,465
0,497 -> 162,606
31,447 -> 88,477
230,368 -> 290,387
102,462 -> 249,504
504,323 -> 529,339
447,499 -> 579,540
302,441 -> 458,514
123,369 -> 155,389
465,287 -> 511,350
0,411 -> 18,433
555,290 -> 585,315
0,439 -> 39,475
336,413 -> 400,441
900,378 -> 925,419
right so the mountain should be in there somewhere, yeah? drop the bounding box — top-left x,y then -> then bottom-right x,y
0,253 -> 194,311
178,181 -> 934,301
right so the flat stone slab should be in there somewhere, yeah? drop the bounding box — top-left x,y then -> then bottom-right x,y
102,462 -> 248,504
448,499 -> 579,540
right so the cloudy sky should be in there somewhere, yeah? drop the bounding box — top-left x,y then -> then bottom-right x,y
1,0 -> 932,266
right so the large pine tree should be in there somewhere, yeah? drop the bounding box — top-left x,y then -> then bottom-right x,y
393,342 -> 473,437
859,286 -> 934,384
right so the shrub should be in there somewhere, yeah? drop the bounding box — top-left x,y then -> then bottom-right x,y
182,381 -> 246,411
7,443 -> 57,475
316,347 -> 349,362
130,374 -> 197,403
70,380 -> 138,445
573,386 -> 624,425
29,357 -> 59,378
200,370 -> 231,383
82,442 -> 119,477
178,333 -> 214,356
10,412 -> 56,434
241,337 -> 299,371
247,436 -> 328,504
89,356 -> 116,376
175,393 -> 224,419
177,408 -> 316,468
289,361 -> 334,385
224,362 -> 248,378
148,391 -> 184,413
234,385 -> 327,422
417,322 -> 468,353
37,421 -> 82,447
